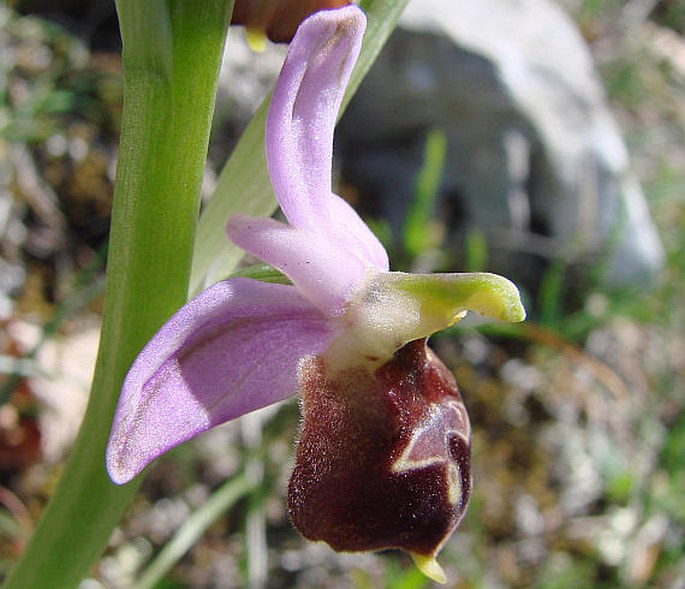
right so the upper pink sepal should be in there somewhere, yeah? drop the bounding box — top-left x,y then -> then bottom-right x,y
263,5 -> 388,276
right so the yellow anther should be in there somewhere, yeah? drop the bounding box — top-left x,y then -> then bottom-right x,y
245,28 -> 267,52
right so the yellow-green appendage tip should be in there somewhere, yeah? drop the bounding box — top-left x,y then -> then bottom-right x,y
245,28 -> 267,52
411,553 -> 447,584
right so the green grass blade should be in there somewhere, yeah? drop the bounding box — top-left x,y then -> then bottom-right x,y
134,475 -> 253,589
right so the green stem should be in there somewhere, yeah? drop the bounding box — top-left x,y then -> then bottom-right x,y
4,2 -> 233,588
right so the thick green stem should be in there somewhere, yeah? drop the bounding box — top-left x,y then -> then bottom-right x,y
4,2 -> 232,587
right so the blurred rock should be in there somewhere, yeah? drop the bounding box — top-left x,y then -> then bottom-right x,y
337,0 -> 665,291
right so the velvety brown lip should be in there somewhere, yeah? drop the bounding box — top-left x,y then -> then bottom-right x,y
288,338 -> 472,558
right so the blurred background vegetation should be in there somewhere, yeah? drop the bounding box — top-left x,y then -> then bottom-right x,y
0,0 -> 684,587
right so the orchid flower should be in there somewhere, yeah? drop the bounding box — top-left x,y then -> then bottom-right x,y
231,0 -> 350,48
106,5 -> 525,582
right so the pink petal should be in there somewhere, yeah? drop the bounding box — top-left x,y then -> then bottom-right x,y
265,5 -> 388,273
106,278 -> 337,484
226,214 -> 366,315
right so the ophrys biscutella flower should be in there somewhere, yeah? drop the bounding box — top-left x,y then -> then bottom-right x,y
106,6 -> 525,582
231,0 -> 350,47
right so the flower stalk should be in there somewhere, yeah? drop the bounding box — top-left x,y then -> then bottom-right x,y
4,2 -> 233,587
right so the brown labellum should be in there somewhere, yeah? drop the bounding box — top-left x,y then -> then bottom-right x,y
288,338 -> 471,559
231,0 -> 350,43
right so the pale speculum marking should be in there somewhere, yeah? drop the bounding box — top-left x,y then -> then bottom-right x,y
391,398 -> 470,506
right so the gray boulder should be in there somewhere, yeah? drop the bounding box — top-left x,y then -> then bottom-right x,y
336,0 -> 664,290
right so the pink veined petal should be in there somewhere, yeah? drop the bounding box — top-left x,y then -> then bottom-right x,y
227,214 -> 368,316
106,278 -> 337,485
266,6 -> 388,273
